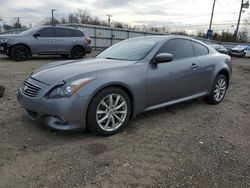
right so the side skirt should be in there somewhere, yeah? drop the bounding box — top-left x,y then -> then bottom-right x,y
143,92 -> 208,112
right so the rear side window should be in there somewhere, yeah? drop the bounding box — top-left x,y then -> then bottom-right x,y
192,42 -> 209,56
158,39 -> 194,60
72,30 -> 84,37
38,28 -> 54,37
55,28 -> 74,37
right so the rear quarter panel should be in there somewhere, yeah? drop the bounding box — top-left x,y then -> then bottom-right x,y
199,53 -> 231,93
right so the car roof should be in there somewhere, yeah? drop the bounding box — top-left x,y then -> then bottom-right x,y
36,25 -> 79,30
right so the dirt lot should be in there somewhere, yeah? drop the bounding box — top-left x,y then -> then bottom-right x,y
0,54 -> 249,188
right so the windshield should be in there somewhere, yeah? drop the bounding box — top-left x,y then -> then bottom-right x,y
97,37 -> 162,61
19,27 -> 39,36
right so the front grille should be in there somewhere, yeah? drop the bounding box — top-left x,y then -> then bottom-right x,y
21,80 -> 41,97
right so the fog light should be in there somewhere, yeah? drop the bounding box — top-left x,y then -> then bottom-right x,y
56,116 -> 67,124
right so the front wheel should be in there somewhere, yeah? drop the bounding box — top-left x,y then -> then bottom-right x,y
10,45 -> 30,61
87,87 -> 131,136
205,74 -> 228,105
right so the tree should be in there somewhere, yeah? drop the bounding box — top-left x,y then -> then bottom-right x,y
113,22 -> 123,28
42,17 -> 60,25
237,31 -> 248,42
77,9 -> 91,24
68,13 -> 79,24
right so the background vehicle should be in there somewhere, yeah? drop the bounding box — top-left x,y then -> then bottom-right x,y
17,36 -> 232,135
229,45 -> 248,57
210,44 -> 228,54
244,46 -> 250,58
0,26 -> 92,61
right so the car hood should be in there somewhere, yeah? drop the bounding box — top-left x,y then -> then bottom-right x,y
31,58 -> 136,85
231,47 -> 246,51
0,34 -> 19,38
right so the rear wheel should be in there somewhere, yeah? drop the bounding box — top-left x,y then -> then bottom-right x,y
205,74 -> 228,105
87,87 -> 131,136
10,45 -> 30,61
71,46 -> 85,59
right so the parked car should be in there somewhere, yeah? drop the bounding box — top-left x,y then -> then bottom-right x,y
17,36 -> 232,135
210,44 -> 228,54
229,45 -> 248,57
0,26 -> 92,61
244,46 -> 250,58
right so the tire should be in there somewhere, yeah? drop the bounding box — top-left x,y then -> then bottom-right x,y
0,85 -> 5,98
87,87 -> 131,136
10,45 -> 30,61
71,46 -> 85,59
205,74 -> 228,105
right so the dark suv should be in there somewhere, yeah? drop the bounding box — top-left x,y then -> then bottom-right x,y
0,26 -> 92,61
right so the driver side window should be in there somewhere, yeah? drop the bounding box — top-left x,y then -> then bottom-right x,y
158,39 -> 194,60
37,28 -> 54,37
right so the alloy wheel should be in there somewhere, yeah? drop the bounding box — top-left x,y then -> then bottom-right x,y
213,78 -> 226,102
96,93 -> 127,131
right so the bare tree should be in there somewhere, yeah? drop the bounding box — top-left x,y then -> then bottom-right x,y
77,9 -> 91,24
68,13 -> 79,24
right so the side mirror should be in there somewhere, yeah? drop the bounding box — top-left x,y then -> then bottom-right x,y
33,33 -> 40,38
154,53 -> 173,63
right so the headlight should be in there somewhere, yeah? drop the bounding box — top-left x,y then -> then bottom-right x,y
0,38 -> 11,43
48,77 -> 95,98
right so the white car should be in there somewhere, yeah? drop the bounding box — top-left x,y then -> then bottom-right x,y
244,46 -> 250,58
230,45 -> 248,57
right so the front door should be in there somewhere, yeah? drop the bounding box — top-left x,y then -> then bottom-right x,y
30,27 -> 56,54
147,38 -> 203,106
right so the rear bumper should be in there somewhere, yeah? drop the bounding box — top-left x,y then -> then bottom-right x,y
17,89 -> 90,131
85,46 -> 92,54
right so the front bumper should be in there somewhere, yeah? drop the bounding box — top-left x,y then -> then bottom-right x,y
17,88 -> 89,131
230,50 -> 245,57
0,43 -> 10,55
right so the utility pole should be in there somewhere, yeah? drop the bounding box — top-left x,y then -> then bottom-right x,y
51,9 -> 57,26
207,0 -> 216,39
234,0 -> 249,41
106,14 -> 113,27
14,17 -> 21,28
0,15 -> 2,32
17,17 -> 20,28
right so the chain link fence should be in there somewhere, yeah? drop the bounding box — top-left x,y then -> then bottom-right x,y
0,24 -> 249,49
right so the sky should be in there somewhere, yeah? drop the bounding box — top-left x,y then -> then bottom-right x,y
0,0 -> 250,33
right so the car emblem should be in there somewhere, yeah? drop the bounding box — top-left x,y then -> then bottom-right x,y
23,85 -> 28,91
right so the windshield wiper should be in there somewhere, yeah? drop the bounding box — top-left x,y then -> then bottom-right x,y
105,57 -> 120,60
104,57 -> 127,60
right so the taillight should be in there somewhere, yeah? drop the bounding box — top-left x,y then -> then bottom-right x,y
84,37 -> 92,44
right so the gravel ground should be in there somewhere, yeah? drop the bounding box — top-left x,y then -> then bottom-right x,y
0,54 -> 249,188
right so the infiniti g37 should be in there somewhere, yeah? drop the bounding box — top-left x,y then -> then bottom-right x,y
17,36 -> 232,135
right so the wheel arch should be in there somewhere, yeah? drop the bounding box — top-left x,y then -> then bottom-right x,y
9,43 -> 32,56
71,45 -> 85,53
217,69 -> 230,89
86,83 -> 135,119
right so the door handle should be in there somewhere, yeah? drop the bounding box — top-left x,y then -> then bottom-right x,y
190,63 -> 199,69
72,39 -> 76,42
51,39 -> 56,42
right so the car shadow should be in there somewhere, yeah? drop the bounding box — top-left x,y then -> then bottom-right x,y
27,97 -> 206,139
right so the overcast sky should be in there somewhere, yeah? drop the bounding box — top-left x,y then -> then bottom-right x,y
0,0 -> 249,32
